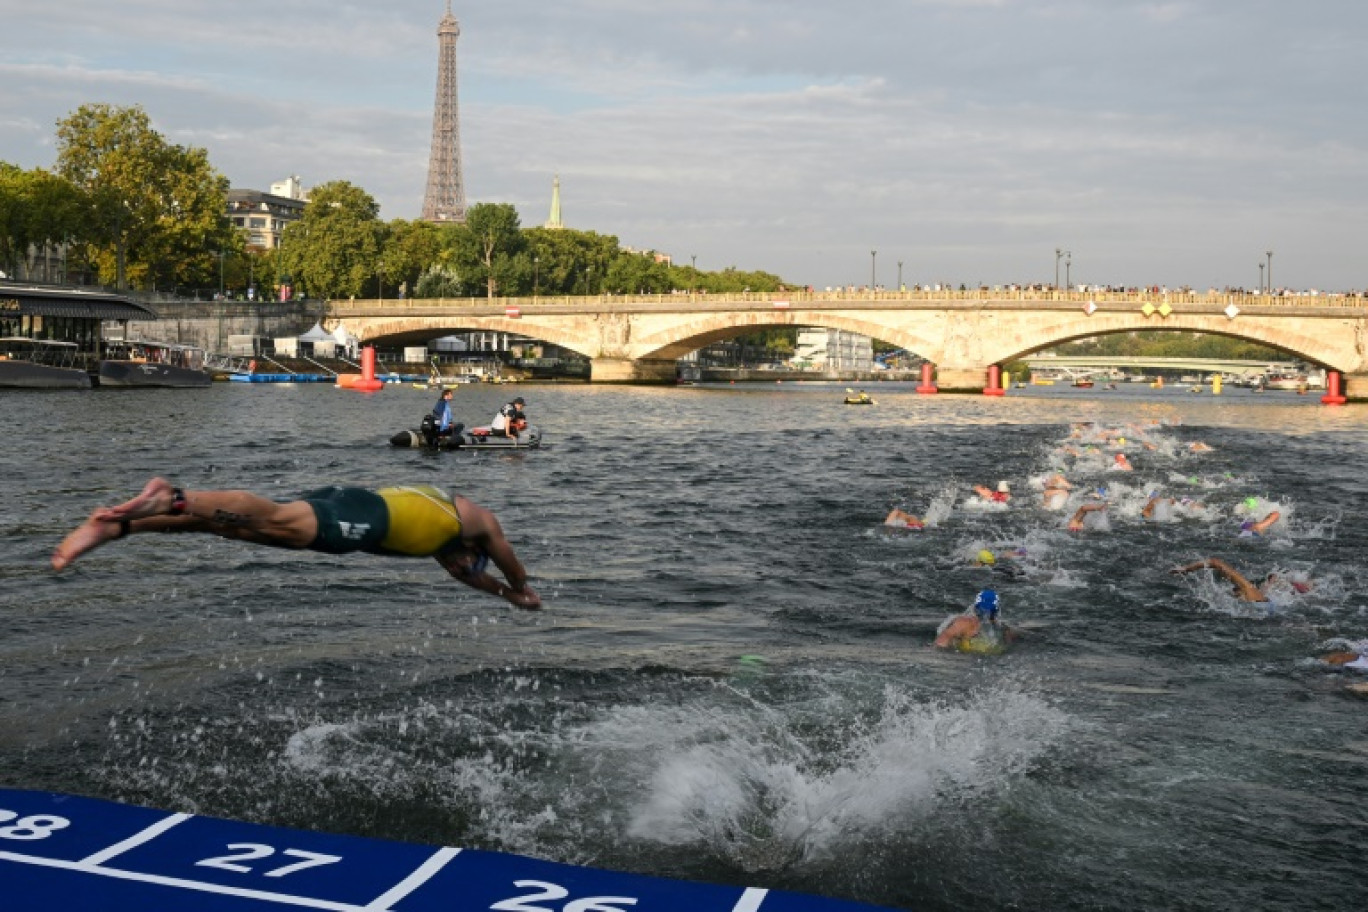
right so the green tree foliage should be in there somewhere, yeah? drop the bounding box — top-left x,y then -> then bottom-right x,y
522,227 -> 620,295
604,249 -> 672,294
0,164 -> 83,280
54,103 -> 230,289
382,219 -> 446,298
457,203 -> 526,298
279,180 -> 385,299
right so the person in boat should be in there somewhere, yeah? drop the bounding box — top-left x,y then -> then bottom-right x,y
883,508 -> 923,530
973,481 -> 1011,503
1042,473 -> 1072,510
1067,501 -> 1108,532
51,478 -> 541,610
934,589 -> 1016,653
1171,557 -> 1311,603
491,396 -> 527,439
432,389 -> 456,438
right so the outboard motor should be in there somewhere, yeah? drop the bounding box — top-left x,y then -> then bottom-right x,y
419,413 -> 438,447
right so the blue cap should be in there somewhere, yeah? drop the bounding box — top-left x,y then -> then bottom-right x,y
974,589 -> 999,618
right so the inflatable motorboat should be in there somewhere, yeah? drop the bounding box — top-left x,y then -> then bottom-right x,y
391,416 -> 543,450
843,394 -> 876,405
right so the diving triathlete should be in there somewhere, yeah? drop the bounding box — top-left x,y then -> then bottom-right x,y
51,477 -> 541,609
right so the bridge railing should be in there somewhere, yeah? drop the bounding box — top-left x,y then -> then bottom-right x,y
326,288 -> 1368,314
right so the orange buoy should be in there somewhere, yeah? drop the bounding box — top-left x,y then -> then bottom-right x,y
917,361 -> 937,394
353,346 -> 383,392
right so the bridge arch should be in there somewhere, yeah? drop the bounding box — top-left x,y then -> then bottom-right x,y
984,313 -> 1357,372
331,315 -> 600,359
630,311 -> 940,362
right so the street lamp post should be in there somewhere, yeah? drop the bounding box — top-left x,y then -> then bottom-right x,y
1265,250 -> 1273,293
871,250 -> 877,289
1065,252 -> 1072,290
533,256 -> 539,296
378,261 -> 384,302
1259,262 -> 1265,293
897,260 -> 903,290
218,250 -> 225,298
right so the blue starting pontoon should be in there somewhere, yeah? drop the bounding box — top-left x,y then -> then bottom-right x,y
0,788 -> 894,912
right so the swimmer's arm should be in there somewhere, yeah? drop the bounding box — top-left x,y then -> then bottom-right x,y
449,498 -> 542,609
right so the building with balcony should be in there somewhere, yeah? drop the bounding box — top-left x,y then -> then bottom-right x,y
226,176 -> 308,251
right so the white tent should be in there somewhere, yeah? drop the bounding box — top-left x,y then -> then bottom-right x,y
299,323 -> 333,342
331,324 -> 360,358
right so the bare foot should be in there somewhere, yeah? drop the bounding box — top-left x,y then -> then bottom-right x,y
52,518 -> 124,570
92,478 -> 178,522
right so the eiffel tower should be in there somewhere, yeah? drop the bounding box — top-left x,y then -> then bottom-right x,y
421,2 -> 467,223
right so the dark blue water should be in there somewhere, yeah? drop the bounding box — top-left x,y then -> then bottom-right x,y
3,380 -> 1366,911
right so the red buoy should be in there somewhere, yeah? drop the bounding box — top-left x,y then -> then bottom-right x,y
353,346 -> 383,392
984,364 -> 1006,396
916,361 -> 937,394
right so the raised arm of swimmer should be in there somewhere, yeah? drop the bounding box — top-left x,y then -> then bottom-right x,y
1067,502 -> 1107,531
1173,558 -> 1266,603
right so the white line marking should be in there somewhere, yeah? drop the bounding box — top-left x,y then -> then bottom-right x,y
361,847 -> 462,910
80,812 -> 193,866
0,851 -> 363,911
732,887 -> 769,912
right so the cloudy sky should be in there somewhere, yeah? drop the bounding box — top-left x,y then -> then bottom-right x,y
1,1 -> 1365,291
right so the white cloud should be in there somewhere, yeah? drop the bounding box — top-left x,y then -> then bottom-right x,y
1,0 -> 1366,289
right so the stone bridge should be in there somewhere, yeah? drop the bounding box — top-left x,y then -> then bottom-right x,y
323,289 -> 1368,395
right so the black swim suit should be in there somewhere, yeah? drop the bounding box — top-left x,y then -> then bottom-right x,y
301,486 -> 391,554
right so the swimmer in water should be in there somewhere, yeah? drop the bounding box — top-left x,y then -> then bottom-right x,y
934,589 -> 1016,652
1172,558 -> 1312,603
1042,474 -> 1072,510
1067,502 -> 1108,531
1238,507 -> 1281,537
1320,649 -> 1368,671
972,481 -> 1011,503
1189,441 -> 1214,452
884,508 -> 924,530
1112,452 -> 1133,472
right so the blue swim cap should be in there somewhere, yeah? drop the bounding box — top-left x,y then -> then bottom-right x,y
974,589 -> 1000,618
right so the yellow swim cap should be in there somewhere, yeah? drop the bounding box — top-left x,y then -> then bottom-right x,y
976,549 -> 996,566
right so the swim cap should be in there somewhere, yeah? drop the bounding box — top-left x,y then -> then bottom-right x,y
976,549 -> 996,566
997,481 -> 1010,493
1243,497 -> 1259,510
974,589 -> 1000,618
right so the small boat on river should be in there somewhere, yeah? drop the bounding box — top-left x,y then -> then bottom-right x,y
390,416 -> 543,450
0,337 -> 92,389
99,340 -> 211,388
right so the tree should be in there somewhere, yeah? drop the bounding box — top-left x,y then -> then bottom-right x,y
461,203 -> 525,298
382,219 -> 446,299
55,103 -> 230,289
279,181 -> 385,299
604,249 -> 671,294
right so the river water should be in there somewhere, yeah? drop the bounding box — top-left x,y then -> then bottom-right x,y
2,380 -> 1366,911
